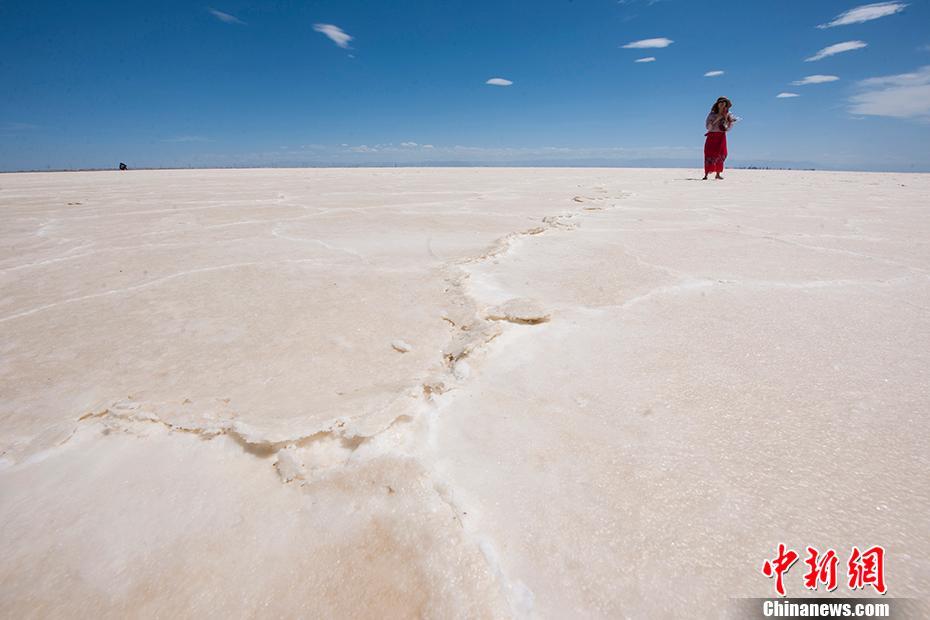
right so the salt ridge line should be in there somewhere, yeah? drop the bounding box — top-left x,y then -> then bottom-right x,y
429,189 -> 634,615
3,185 -> 635,617
1,186 -> 626,463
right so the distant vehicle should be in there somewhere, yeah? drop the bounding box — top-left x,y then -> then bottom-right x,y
119,162 -> 128,171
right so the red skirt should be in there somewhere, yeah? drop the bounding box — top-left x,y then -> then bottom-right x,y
704,131 -> 727,174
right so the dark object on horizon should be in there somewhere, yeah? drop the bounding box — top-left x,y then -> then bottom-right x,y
119,162 -> 128,171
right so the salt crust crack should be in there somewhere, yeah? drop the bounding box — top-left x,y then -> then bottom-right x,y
11,186 -> 633,618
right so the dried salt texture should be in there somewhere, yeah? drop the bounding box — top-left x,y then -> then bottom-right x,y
274,445 -> 305,482
486,298 -> 551,324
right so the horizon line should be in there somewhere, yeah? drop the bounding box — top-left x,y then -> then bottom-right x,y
3,163 -> 929,174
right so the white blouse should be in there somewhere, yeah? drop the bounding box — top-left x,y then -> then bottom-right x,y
705,112 -> 740,133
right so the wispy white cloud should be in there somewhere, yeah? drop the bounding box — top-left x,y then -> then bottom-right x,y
621,37 -> 673,49
858,67 -> 930,88
817,2 -> 907,28
704,70 -> 724,77
208,8 -> 244,25
849,65 -> 930,119
313,23 -> 353,49
776,92 -> 800,98
341,142 -> 442,153
635,57 -> 656,63
792,75 -> 840,85
805,40 -> 867,62
486,77 -> 513,86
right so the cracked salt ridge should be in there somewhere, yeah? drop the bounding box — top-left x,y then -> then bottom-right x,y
12,205 -> 575,469
270,197 -> 605,606
460,212 -> 581,264
431,212 -> 583,378
40,400 -> 429,488
9,192 -> 617,616
487,298 -> 551,325
3,270 -> 498,470
419,197 -> 629,616
77,405 -> 377,455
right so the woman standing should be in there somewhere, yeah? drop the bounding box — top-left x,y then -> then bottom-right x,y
703,97 -> 738,180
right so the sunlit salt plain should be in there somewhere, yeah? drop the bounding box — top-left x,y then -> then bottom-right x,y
1,168 -> 928,618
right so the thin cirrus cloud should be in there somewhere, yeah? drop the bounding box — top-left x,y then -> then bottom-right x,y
817,2 -> 907,28
313,24 -> 353,49
621,37 -> 673,49
704,70 -> 724,77
792,75 -> 840,85
777,93 -> 800,98
208,8 -> 245,25
805,40 -> 867,62
849,65 -> 930,119
486,78 -> 513,86
634,57 -> 656,63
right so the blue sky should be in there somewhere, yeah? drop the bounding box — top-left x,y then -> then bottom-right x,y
2,0 -> 929,171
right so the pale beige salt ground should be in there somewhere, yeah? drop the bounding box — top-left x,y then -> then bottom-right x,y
0,168 -> 928,618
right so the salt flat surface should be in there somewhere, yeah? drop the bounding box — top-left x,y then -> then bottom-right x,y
1,168 -> 928,617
